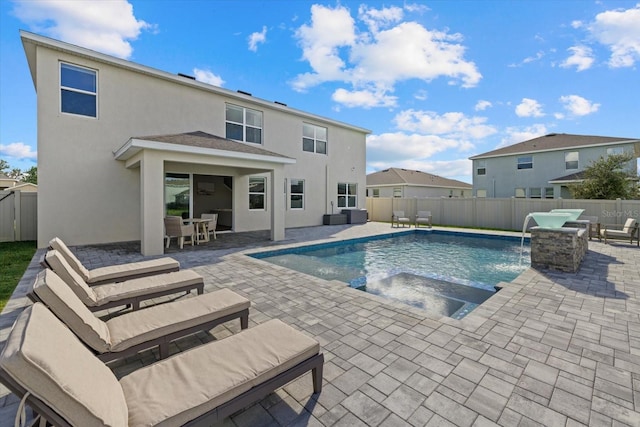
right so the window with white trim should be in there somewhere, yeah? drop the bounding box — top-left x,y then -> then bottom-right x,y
60,62 -> 97,117
226,104 -> 263,144
476,189 -> 487,198
565,151 -> 579,170
393,188 -> 402,198
338,183 -> 357,208
517,156 -> 533,170
530,188 -> 541,198
290,179 -> 304,209
544,187 -> 554,198
515,188 -> 526,198
249,177 -> 266,210
476,160 -> 486,175
302,123 -> 327,154
372,188 -> 380,198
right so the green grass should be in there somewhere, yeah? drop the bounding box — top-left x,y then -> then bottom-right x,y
0,241 -> 37,312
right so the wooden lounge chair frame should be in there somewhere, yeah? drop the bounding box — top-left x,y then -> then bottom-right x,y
392,210 -> 412,228
600,219 -> 639,246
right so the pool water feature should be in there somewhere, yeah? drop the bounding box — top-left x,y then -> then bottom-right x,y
251,231 -> 530,319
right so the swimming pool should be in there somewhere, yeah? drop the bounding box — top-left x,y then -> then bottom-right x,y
251,230 -> 530,319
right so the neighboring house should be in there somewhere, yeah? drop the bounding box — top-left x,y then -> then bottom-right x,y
366,168 -> 472,198
470,133 -> 640,199
21,31 -> 370,255
0,174 -> 19,190
11,183 -> 38,193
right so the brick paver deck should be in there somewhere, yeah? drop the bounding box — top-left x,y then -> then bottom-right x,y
1,222 -> 639,426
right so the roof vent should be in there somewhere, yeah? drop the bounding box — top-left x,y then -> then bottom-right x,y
237,90 -> 252,96
177,73 -> 196,80
545,133 -> 557,137
274,101 -> 287,106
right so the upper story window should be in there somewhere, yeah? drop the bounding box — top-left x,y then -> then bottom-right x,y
476,160 -> 486,175
302,123 -> 327,154
476,189 -> 487,198
338,183 -> 357,208
517,156 -> 533,170
393,188 -> 402,198
290,179 -> 304,210
226,104 -> 262,144
530,188 -> 542,198
607,147 -> 624,156
565,151 -> 579,170
249,177 -> 266,210
60,62 -> 97,118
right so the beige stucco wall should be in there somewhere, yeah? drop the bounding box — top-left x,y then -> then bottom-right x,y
31,39 -> 367,249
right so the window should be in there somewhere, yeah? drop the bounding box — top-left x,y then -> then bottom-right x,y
290,179 -> 304,209
372,189 -> 380,198
249,177 -> 266,210
60,62 -> 97,117
476,160 -> 486,175
517,156 -> 533,170
515,188 -> 526,198
338,183 -> 357,208
530,188 -> 541,198
545,187 -> 554,198
476,189 -> 487,198
302,123 -> 327,154
393,188 -> 402,198
165,173 -> 190,217
565,151 -> 579,170
607,147 -> 624,156
226,104 -> 263,144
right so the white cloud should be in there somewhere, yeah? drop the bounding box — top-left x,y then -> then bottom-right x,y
193,68 -> 225,87
0,142 -> 37,160
366,132 -> 467,163
559,95 -> 600,116
393,110 -> 496,140
560,45 -> 595,71
332,88 -> 397,108
12,0 -> 152,59
571,20 -> 583,29
588,4 -> 640,68
515,98 -> 544,118
292,4 -> 481,107
475,100 -> 492,111
498,124 -> 548,148
248,26 -> 267,52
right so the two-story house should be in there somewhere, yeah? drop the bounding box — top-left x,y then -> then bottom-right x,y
470,133 -> 639,199
366,168 -> 472,198
21,31 -> 370,255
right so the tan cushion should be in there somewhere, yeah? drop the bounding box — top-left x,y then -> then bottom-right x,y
86,257 -> 180,284
32,269 -> 111,353
107,289 -> 250,352
92,270 -> 203,305
623,218 -> 637,233
44,250 -> 97,305
48,237 -> 91,281
121,319 -> 320,427
0,304 -> 128,426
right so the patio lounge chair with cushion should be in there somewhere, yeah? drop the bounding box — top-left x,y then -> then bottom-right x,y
164,215 -> 195,249
32,269 -> 250,362
0,304 -> 323,426
47,237 -> 180,286
392,211 -> 412,228
600,217 -> 639,246
41,249 -> 204,312
415,211 -> 433,228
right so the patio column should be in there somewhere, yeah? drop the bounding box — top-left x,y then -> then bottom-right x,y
270,167 -> 285,241
140,151 -> 165,255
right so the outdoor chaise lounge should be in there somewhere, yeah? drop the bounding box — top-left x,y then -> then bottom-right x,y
32,269 -> 250,362
600,218 -> 639,246
392,210 -> 412,228
0,304 -> 323,426
415,211 -> 433,228
48,237 -> 180,285
40,249 -> 204,312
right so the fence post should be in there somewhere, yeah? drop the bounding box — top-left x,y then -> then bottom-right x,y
14,190 -> 21,241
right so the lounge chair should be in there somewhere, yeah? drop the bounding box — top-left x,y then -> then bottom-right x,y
0,304 -> 323,426
47,237 -> 180,285
39,249 -> 204,312
392,211 -> 411,228
600,218 -> 639,246
165,215 -> 195,249
415,211 -> 432,228
32,269 -> 250,362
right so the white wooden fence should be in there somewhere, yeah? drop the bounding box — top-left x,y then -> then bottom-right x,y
0,190 -> 37,242
365,197 -> 640,231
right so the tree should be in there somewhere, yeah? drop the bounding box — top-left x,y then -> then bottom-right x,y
0,159 -> 9,174
22,166 -> 37,184
570,153 -> 638,199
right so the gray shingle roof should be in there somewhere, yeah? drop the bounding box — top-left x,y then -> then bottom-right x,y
470,133 -> 638,160
366,167 -> 471,189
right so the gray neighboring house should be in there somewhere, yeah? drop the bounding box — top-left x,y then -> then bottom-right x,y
366,168 -> 472,198
470,133 -> 640,199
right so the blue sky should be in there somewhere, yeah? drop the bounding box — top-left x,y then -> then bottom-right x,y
1,1 -> 639,183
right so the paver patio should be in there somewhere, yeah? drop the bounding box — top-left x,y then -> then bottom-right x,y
1,222 -> 639,426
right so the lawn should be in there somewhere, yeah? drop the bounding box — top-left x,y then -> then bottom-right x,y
0,241 -> 37,312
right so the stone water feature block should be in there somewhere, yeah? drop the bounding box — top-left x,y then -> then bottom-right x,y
531,227 -> 588,273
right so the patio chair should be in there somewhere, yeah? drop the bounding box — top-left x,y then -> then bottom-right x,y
47,237 -> 180,286
392,211 -> 411,228
39,249 -> 204,312
580,216 -> 600,241
201,213 -> 218,240
0,304 -> 323,427
32,269 -> 250,362
164,215 -> 195,249
600,218 -> 639,246
415,211 -> 432,228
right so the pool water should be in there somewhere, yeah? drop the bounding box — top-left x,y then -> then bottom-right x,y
251,231 -> 530,319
